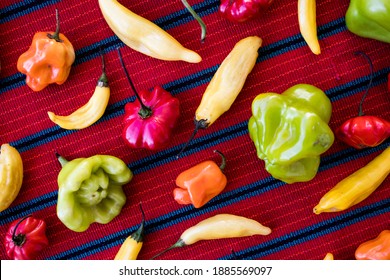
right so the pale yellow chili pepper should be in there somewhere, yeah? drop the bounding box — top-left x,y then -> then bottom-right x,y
298,0 -> 321,55
313,146 -> 390,214
151,213 -> 271,259
323,253 -> 334,260
177,36 -> 262,157
0,144 -> 23,212
114,204 -> 145,260
98,0 -> 201,63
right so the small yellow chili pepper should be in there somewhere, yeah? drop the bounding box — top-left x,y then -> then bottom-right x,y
0,144 -> 23,212
298,0 -> 321,55
177,36 -> 262,157
313,146 -> 390,214
323,253 -> 334,260
98,0 -> 201,63
151,213 -> 271,259
114,204 -> 145,260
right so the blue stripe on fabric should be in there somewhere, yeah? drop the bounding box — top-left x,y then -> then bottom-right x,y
42,142 -> 389,260
0,0 -> 62,24
221,198 -> 390,260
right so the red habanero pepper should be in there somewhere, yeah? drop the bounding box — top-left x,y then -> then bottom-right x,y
117,49 -> 180,151
17,9 -> 75,92
174,150 -> 227,208
335,51 -> 390,149
219,0 -> 274,23
5,215 -> 49,260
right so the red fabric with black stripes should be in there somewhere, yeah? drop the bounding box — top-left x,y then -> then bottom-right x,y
0,0 -> 389,260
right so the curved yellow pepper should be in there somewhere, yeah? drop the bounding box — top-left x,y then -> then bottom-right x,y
0,144 -> 23,212
314,146 -> 390,214
298,0 -> 321,55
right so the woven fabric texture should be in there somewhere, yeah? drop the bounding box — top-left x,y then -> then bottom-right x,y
0,0 -> 389,260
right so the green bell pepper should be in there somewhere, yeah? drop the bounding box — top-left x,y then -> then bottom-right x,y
248,84 -> 334,184
56,154 -> 133,232
346,0 -> 390,44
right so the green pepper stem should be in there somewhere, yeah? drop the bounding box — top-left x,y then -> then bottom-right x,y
213,150 -> 226,171
117,48 -> 152,119
97,48 -> 109,87
150,239 -> 186,260
47,8 -> 62,43
176,118 -> 209,159
354,51 -> 373,116
181,0 -> 206,43
12,215 -> 32,247
56,152 -> 69,167
131,203 -> 145,243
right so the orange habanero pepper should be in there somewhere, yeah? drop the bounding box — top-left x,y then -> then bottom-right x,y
17,9 -> 75,92
355,230 -> 390,260
173,150 -> 227,208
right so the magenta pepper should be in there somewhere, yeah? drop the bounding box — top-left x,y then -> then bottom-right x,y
5,215 -> 49,260
118,49 -> 180,150
219,0 -> 274,23
336,52 -> 390,149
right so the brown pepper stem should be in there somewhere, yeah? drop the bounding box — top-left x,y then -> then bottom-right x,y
354,51 -> 373,116
213,150 -> 226,171
176,118 -> 209,159
12,215 -> 32,246
97,48 -> 109,87
131,203 -> 145,243
150,239 -> 186,260
47,9 -> 63,42
117,48 -> 152,119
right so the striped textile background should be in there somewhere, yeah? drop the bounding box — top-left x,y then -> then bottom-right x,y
0,0 -> 389,260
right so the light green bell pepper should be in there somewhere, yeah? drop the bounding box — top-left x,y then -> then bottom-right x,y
248,84 -> 334,184
56,154 -> 133,232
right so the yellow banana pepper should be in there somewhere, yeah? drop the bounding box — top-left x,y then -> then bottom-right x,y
298,0 -> 321,55
314,146 -> 390,214
0,144 -> 23,212
114,204 -> 145,260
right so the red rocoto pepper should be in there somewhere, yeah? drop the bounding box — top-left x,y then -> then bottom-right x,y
219,0 -> 274,23
335,52 -> 390,149
5,215 -> 49,260
118,49 -> 180,151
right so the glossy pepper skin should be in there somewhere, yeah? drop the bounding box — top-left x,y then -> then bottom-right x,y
219,0 -> 274,23
5,215 -> 49,260
355,230 -> 390,260
17,10 -> 75,91
248,84 -> 334,184
56,154 -> 133,232
174,150 -> 227,208
118,49 -> 180,151
345,0 -> 390,44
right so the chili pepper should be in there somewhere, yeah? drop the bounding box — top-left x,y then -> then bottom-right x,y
355,230 -> 390,260
17,9 -> 75,91
98,0 -> 201,63
313,146 -> 390,214
219,0 -> 274,23
48,52 -> 110,130
346,0 -> 390,44
114,203 -> 145,260
118,48 -> 180,151
181,0 -> 206,42
56,153 -> 133,232
298,0 -> 321,55
248,84 -> 334,184
151,214 -> 271,259
177,36 -> 262,158
174,150 -> 227,208
5,215 -> 49,260
0,144 -> 23,212
323,253 -> 334,260
335,52 -> 390,149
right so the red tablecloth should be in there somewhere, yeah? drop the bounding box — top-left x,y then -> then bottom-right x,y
0,0 -> 389,260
